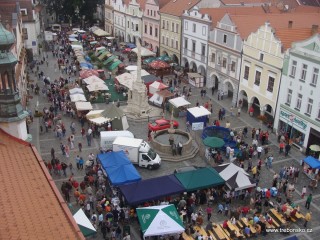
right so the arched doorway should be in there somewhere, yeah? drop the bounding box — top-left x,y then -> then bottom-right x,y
190,62 -> 197,72
172,54 -> 179,64
250,97 -> 261,117
198,65 -> 206,86
238,90 -> 248,111
182,57 -> 189,70
263,104 -> 274,124
162,51 -> 168,56
207,74 -> 219,90
222,80 -> 235,105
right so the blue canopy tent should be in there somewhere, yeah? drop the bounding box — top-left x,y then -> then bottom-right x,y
186,106 -> 211,128
80,62 -> 93,69
97,151 -> 141,186
119,175 -> 185,206
304,156 -> 320,169
126,43 -> 136,49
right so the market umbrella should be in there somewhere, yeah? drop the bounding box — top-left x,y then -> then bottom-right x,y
203,137 -> 225,148
309,144 -> 320,152
149,60 -> 170,70
157,55 -> 172,62
80,69 -> 99,79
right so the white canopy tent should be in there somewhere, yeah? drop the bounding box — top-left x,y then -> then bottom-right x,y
70,94 -> 87,102
149,81 -> 168,95
169,97 -> 191,108
68,37 -> 78,42
187,106 -> 211,118
86,83 -> 109,92
116,73 -> 134,90
125,65 -> 138,72
73,208 -> 96,237
93,28 -> 109,37
69,87 -> 84,95
71,44 -> 83,50
131,47 -> 156,57
82,75 -> 105,85
131,69 -> 150,78
215,163 -> 256,191
75,102 -> 93,111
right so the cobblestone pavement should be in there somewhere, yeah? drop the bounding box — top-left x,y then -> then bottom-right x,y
26,47 -> 320,240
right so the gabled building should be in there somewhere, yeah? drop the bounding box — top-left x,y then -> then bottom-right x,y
113,0 -> 128,42
274,34 -> 320,151
125,0 -> 145,44
105,0 -> 114,35
159,0 -> 200,64
142,0 -> 170,55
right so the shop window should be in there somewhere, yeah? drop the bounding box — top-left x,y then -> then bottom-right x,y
254,70 -> 261,86
244,66 -> 249,80
286,89 -> 292,105
300,64 -> 307,81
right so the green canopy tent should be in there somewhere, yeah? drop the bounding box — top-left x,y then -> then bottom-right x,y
143,57 -> 157,64
103,55 -> 117,66
157,55 -> 172,62
96,49 -> 107,57
136,205 -> 184,238
98,51 -> 111,61
73,208 -> 96,237
174,167 -> 225,191
108,60 -> 122,71
203,137 -> 225,148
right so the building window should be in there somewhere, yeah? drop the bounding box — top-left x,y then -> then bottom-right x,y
166,21 -> 169,30
202,26 -> 206,36
127,21 -> 130,28
267,76 -> 275,92
290,60 -> 297,77
211,53 -> 216,63
166,37 -> 169,46
20,9 -> 27,16
201,44 -> 205,56
150,26 -> 152,35
244,66 -> 249,80
184,38 -> 188,49
192,23 -> 196,33
162,20 -> 165,29
300,64 -> 307,81
217,54 -> 221,65
176,40 -> 178,49
318,107 -> 320,120
286,89 -> 292,105
145,25 -> 147,34
172,22 -> 174,31
185,21 -> 188,30
306,98 -> 313,115
222,58 -> 227,68
311,68 -> 319,86
192,41 -> 196,52
162,36 -> 164,44
176,23 -> 179,33
254,70 -> 261,86
259,53 -> 264,61
155,28 -> 158,37
231,61 -> 236,72
136,24 -> 138,31
296,93 -> 302,110
147,9 -> 149,15
171,39 -> 174,48
223,34 -> 227,43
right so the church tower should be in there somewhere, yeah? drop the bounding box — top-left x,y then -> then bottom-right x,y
0,22 -> 29,140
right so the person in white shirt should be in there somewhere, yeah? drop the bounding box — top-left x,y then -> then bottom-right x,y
257,146 -> 263,158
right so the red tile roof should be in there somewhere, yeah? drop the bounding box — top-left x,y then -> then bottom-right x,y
221,0 -> 267,4
160,0 -> 201,16
0,128 -> 84,240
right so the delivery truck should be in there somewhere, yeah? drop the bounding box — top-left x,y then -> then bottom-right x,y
112,137 -> 161,169
100,131 -> 134,150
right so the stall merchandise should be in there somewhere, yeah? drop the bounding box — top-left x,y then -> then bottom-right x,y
303,156 -> 320,179
137,205 -> 184,238
214,163 -> 256,191
119,175 -> 185,206
187,72 -> 204,88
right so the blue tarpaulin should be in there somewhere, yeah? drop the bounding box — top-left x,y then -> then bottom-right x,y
97,151 -> 141,186
126,43 -> 136,49
80,62 -> 93,69
304,156 -> 320,169
119,175 -> 185,205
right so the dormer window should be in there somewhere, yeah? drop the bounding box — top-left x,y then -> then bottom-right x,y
20,9 -> 27,16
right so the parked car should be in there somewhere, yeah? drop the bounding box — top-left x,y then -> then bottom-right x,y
148,119 -> 179,132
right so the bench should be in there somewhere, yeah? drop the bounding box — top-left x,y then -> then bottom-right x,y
290,217 -> 297,222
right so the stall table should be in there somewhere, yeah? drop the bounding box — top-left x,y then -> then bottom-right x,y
269,209 -> 286,225
207,230 -> 218,240
240,218 -> 257,234
227,221 -> 244,238
215,225 -> 230,240
194,226 -> 208,237
182,232 -> 194,240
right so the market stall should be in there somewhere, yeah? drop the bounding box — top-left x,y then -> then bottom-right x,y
148,89 -> 174,108
136,205 -> 184,239
303,156 -> 320,180
169,97 -> 191,117
79,69 -> 99,79
187,72 -> 204,88
70,93 -> 87,102
75,101 -> 93,111
125,65 -> 138,72
86,83 -> 109,92
69,87 -> 84,95
131,46 -> 156,57
82,75 -> 105,85
73,209 -> 97,237
86,110 -> 110,126
149,81 -> 168,96
187,106 -> 211,129
100,104 -> 129,130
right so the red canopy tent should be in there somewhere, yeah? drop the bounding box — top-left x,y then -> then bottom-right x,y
80,69 -> 99,79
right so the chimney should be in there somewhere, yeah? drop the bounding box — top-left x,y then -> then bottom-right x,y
288,21 -> 293,29
311,25 -> 319,35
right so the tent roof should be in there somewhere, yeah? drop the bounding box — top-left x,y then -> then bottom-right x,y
131,47 -> 156,57
142,74 -> 161,83
175,167 -> 225,191
149,81 -> 168,90
119,175 -> 185,205
187,72 -> 202,78
169,97 -> 191,108
86,83 -> 109,92
93,28 -> 109,36
98,151 -> 141,186
101,104 -> 125,120
214,163 -> 256,191
82,75 -> 105,85
108,60 -> 122,71
75,102 -> 93,111
70,94 -> 87,102
187,106 -> 211,118
304,156 -> 320,169
73,209 -> 96,237
69,87 -> 84,95
136,205 -> 184,237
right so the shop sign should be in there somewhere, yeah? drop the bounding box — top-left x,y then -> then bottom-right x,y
280,110 -> 307,130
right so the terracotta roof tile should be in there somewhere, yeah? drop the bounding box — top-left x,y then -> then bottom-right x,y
297,0 -> 320,7
160,0 -> 201,16
159,0 -> 172,8
0,129 -> 84,240
221,0 -> 266,4
137,0 -> 147,11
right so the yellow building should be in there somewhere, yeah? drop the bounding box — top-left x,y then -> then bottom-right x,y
159,0 -> 200,64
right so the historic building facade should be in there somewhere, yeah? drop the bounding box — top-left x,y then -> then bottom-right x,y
104,0 -> 114,35
113,0 -> 127,42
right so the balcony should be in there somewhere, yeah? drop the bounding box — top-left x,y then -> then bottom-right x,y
182,48 -> 207,63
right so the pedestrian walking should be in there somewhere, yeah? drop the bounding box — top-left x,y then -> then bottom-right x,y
305,194 -> 312,209
177,142 -> 183,155
285,143 -> 291,156
78,142 -> 82,152
65,144 -> 70,158
206,205 -> 212,221
76,155 -> 80,170
51,147 -> 55,159
301,186 -> 307,198
279,142 -> 285,154
304,212 -> 311,227
69,162 -> 73,174
172,143 -> 177,156
61,162 -> 68,177
79,157 -> 84,170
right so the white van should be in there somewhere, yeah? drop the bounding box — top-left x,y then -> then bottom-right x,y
100,131 -> 134,149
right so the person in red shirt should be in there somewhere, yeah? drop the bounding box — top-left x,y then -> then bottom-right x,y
266,189 -> 271,199
223,220 -> 228,229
